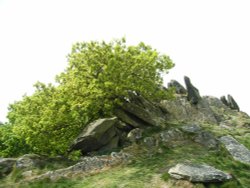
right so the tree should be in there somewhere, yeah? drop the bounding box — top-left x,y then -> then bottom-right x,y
7,38 -> 174,156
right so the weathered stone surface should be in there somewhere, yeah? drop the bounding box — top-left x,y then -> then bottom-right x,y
121,94 -> 167,128
167,80 -> 187,94
115,109 -> 146,128
160,96 -> 218,124
127,128 -> 142,143
227,95 -> 240,111
16,154 -> 45,170
219,95 -> 240,111
194,131 -> 218,149
180,124 -> 218,149
29,152 -> 131,182
69,117 -> 120,154
220,96 -> 229,107
184,76 -> 201,104
181,124 -> 202,134
0,158 -> 16,177
220,135 -> 250,164
160,129 -> 184,143
168,163 -> 232,182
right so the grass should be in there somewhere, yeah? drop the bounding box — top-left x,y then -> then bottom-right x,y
6,140 -> 248,188
1,122 -> 250,188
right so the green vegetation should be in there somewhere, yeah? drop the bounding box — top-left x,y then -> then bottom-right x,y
0,38 -> 174,157
4,134 -> 249,188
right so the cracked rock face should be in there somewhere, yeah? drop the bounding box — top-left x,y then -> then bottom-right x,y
168,163 -> 232,183
220,136 -> 250,164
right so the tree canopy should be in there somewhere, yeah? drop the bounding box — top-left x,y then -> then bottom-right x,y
1,38 -> 174,157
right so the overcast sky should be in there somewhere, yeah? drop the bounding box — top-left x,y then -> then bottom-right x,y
0,0 -> 250,122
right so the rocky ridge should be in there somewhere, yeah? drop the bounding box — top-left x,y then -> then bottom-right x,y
1,76 -> 250,187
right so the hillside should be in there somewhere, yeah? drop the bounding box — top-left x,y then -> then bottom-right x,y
1,76 -> 250,188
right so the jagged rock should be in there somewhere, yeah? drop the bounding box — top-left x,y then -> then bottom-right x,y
69,117 -> 121,154
29,152 -> 131,182
227,95 -> 240,111
220,96 -> 229,107
220,135 -> 250,164
16,154 -> 45,170
220,95 -> 240,111
115,109 -> 146,128
168,163 -> 232,182
127,128 -> 142,143
184,76 -> 201,104
120,94 -> 167,128
160,96 -> 218,124
167,80 -> 187,94
0,158 -> 16,177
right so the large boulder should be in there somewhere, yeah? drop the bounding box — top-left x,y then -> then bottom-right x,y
69,117 -> 123,154
168,163 -> 232,182
0,158 -> 16,177
117,94 -> 167,128
167,80 -> 187,94
220,135 -> 250,164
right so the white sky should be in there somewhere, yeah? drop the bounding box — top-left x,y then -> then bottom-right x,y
0,0 -> 250,122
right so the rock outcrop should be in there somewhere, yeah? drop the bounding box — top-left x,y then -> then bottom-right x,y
184,76 -> 201,104
160,96 -> 218,124
28,151 -> 131,182
220,95 -> 240,111
168,163 -> 232,182
117,94 -> 167,128
167,80 -> 187,94
69,117 -> 125,154
220,135 -> 250,164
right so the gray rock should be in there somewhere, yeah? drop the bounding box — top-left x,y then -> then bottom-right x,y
194,131 -> 218,149
227,95 -> 240,111
181,124 -> 202,134
121,94 -> 167,128
127,128 -> 142,143
220,135 -> 250,164
0,158 -> 16,177
167,80 -> 187,94
69,117 -> 120,154
168,163 -> 232,182
184,76 -> 201,104
160,129 -> 184,143
160,96 -> 218,124
219,95 -> 240,111
16,154 -> 45,170
181,124 -> 218,149
220,96 -> 229,107
29,152 -> 131,182
115,109 -> 146,128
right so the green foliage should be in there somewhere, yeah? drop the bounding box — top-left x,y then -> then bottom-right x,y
0,124 -> 30,157
5,38 -> 174,157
